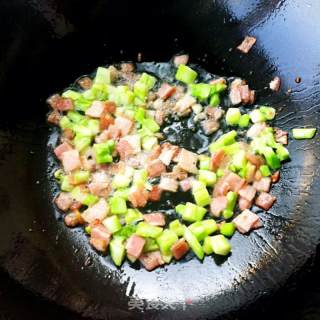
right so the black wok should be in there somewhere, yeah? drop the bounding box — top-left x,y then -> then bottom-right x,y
0,0 -> 320,319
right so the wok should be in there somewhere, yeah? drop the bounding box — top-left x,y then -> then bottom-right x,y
0,0 -> 320,319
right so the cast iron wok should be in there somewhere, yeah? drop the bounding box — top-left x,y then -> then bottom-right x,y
0,0 -> 320,319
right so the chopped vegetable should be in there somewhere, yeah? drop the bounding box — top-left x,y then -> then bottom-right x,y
175,65 -> 198,84
292,128 -> 317,139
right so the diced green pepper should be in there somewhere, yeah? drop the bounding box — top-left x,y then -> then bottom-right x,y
177,202 -> 207,222
93,141 -> 114,164
59,116 -> 73,130
209,130 -> 237,153
184,227 -> 204,260
74,96 -> 92,112
72,170 -> 90,184
142,118 -> 160,133
109,196 -> 127,214
219,222 -> 236,237
232,150 -> 247,170
67,111 -> 85,123
226,108 -> 241,126
112,174 -> 132,189
73,135 -> 91,152
94,67 -> 111,85
134,107 -> 146,123
238,114 -> 251,128
110,237 -> 126,266
211,82 -> 227,94
209,93 -> 220,107
203,236 -> 214,255
276,144 -> 290,161
189,83 -> 212,101
139,73 -> 157,90
169,219 -> 185,237
198,170 -> 217,187
156,229 -> 178,255
175,65 -> 198,84
103,215 -> 122,233
222,191 -> 238,219
142,136 -> 158,151
259,164 -> 271,177
198,155 -> 211,170
250,109 -> 266,123
192,184 -> 211,207
260,106 -> 276,120
136,222 -> 163,238
143,238 -> 159,252
262,146 -> 281,169
188,222 -> 207,241
62,90 -> 81,100
292,128 -> 317,139
82,194 -> 99,206
211,235 -> 231,256
125,208 -> 143,225
61,176 -> 73,192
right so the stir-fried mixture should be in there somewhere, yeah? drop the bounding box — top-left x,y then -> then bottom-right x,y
47,54 -> 317,271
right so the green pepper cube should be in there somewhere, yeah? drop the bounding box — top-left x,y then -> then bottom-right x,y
259,106 -> 276,120
198,170 -> 217,187
82,194 -> 99,206
136,222 -> 163,238
125,208 -> 143,225
209,93 -> 220,107
139,73 -> 157,90
220,222 -> 236,237
211,235 -> 231,256
175,64 -> 198,84
109,196 -> 127,214
250,109 -> 266,123
169,219 -> 185,237
143,238 -> 159,253
142,118 -> 160,133
209,130 -> 237,153
72,170 -> 90,184
189,83 -> 212,101
193,187 -> 211,207
198,155 -> 211,170
184,227 -> 204,260
94,67 -> 111,85
292,128 -> 317,139
259,164 -> 271,177
181,202 -> 207,222
238,114 -> 250,128
93,141 -> 114,164
62,90 -> 81,100
156,229 -> 178,255
110,237 -> 126,266
226,108 -> 241,126
203,236 -> 214,255
202,219 -> 218,235
275,144 -> 290,162
103,215 -> 122,234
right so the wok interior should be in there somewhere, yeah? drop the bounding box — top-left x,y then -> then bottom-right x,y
0,1 -> 320,319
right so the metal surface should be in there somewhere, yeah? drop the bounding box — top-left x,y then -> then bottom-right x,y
0,0 -> 319,319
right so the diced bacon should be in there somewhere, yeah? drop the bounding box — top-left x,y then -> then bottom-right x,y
155,109 -> 166,125
165,165 -> 188,181
245,164 -> 256,183
148,185 -> 163,202
90,224 -> 111,252
210,196 -> 228,217
209,78 -> 226,85
126,234 -> 146,259
233,209 -> 261,234
54,142 -> 73,160
104,101 -> 117,113
159,143 -> 179,165
205,106 -> 224,120
246,152 -> 265,166
78,77 -> 93,90
126,152 -> 149,169
253,177 -> 271,192
139,250 -> 165,271
271,171 -> 280,183
62,128 -> 75,141
239,85 -> 251,104
85,101 -> 105,118
148,145 -> 162,161
56,98 -> 74,111
159,176 -> 179,192
213,178 -> 230,197
255,170 -> 263,181
105,125 -> 122,140
173,54 -> 189,67
64,211 -> 84,227
180,177 -> 194,192
249,90 -> 256,104
147,159 -> 166,178
70,201 -> 82,211
81,198 -> 109,223
238,185 -> 256,202
176,148 -> 198,174
255,192 -> 276,210
114,116 -> 134,137
224,172 -> 246,192
269,76 -> 281,92
116,140 -> 135,160
157,83 -> 176,100
211,149 -> 226,170
274,128 -> 288,145
62,149 -> 81,173
121,63 -> 135,73
238,197 -> 253,211
88,171 -> 111,197
100,112 -> 114,130
173,94 -> 196,116
171,239 -> 189,260
201,119 -> 220,135
247,123 -> 267,139
55,192 -> 73,211
143,213 -> 166,226
229,86 -> 242,105
237,36 -> 256,54
47,110 -> 61,125
120,135 -> 141,154
128,187 -> 149,208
